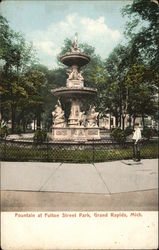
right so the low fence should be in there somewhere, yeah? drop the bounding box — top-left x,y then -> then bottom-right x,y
0,138 -> 158,163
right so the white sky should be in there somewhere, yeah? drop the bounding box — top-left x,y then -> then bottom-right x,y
0,0 -> 131,69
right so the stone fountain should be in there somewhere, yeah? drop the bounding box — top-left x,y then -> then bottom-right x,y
51,34 -> 100,142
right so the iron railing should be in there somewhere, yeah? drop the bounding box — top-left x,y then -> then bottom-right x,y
0,138 -> 158,163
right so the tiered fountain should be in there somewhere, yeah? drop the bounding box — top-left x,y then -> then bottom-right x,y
51,34 -> 100,142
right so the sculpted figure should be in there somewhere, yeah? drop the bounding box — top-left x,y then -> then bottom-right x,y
66,69 -> 72,80
77,71 -> 84,81
71,32 -> 79,53
79,111 -> 86,126
67,68 -> 84,82
52,100 -> 66,127
67,66 -> 78,81
74,32 -> 78,49
87,106 -> 99,127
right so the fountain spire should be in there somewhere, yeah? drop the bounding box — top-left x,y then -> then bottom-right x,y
72,32 -> 79,53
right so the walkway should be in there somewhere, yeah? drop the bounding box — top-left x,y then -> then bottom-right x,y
1,159 -> 158,211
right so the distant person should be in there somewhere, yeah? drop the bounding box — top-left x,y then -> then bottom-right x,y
132,123 -> 142,162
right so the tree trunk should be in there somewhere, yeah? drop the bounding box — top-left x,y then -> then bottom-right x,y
142,115 -> 145,128
34,118 -> 36,131
115,114 -> 118,127
119,115 -> 122,128
109,112 -> 111,130
22,119 -> 26,132
129,115 -> 132,127
11,106 -> 16,134
122,116 -> 125,130
119,82 -> 122,129
133,116 -> 136,128
37,109 -> 41,130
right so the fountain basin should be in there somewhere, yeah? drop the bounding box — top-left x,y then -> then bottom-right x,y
60,52 -> 90,67
52,87 -> 97,98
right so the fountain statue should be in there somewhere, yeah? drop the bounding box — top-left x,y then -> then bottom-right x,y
87,106 -> 99,127
71,32 -> 79,53
52,100 -> 66,128
51,34 -> 100,141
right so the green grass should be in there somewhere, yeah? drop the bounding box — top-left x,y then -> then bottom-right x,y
0,141 -> 158,163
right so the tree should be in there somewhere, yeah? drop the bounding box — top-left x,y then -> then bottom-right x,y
21,66 -> 47,130
124,63 -> 157,126
122,0 -> 159,86
103,44 -> 131,128
0,14 -> 38,132
121,0 -> 159,126
98,1 -> 159,129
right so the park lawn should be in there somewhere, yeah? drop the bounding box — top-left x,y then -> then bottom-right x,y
0,141 -> 158,162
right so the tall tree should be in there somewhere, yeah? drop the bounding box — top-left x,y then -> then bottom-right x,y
0,14 -> 38,132
122,0 -> 159,86
121,0 -> 159,126
124,63 -> 157,126
103,44 -> 131,127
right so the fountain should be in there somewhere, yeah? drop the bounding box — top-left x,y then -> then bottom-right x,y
51,34 -> 100,142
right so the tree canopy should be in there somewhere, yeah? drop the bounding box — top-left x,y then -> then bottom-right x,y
0,0 -> 158,133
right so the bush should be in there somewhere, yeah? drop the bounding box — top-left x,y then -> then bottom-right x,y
124,126 -> 134,137
15,125 -> 23,134
110,127 -> 126,143
142,126 -> 152,140
151,128 -> 158,137
33,129 -> 47,143
0,125 -> 10,138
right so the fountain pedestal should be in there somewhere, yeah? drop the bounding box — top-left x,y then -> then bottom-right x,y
68,100 -> 82,127
51,127 -> 100,141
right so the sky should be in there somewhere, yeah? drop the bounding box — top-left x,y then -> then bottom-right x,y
0,0 -> 132,69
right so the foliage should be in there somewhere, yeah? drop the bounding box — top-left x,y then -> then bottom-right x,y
0,126 -> 9,138
1,0 -> 159,135
14,125 -> 23,135
110,128 -> 126,143
142,126 -> 153,140
100,0 -> 159,127
122,0 -> 159,86
124,126 -> 134,137
124,63 -> 157,119
33,129 -> 47,143
101,44 -> 131,126
151,128 -> 158,137
0,14 -> 40,133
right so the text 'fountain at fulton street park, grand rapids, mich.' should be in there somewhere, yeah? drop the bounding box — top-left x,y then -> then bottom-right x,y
51,34 -> 101,142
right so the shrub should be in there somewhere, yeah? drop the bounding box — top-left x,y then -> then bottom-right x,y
151,128 -> 158,137
15,125 -> 23,134
110,127 -> 126,143
33,129 -> 47,143
0,125 -> 10,138
142,126 -> 152,140
124,126 -> 134,137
